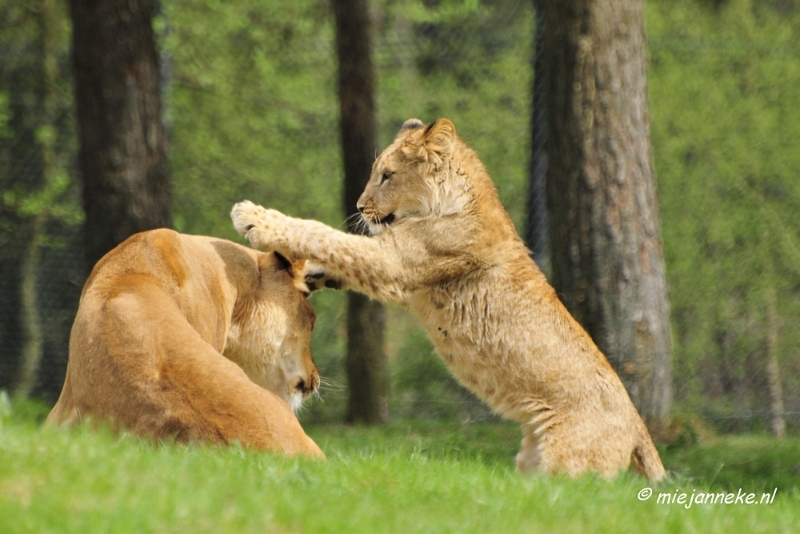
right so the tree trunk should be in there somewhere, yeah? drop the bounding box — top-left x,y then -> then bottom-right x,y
544,0 -> 672,424
345,292 -> 389,423
69,0 -> 171,267
764,288 -> 785,438
333,0 -> 389,424
526,0 -> 549,274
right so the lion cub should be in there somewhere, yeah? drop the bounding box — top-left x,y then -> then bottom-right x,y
231,118 -> 665,480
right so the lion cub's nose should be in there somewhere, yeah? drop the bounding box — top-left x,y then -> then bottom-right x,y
356,204 -> 365,213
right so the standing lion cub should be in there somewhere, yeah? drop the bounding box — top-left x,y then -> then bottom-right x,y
231,118 -> 665,480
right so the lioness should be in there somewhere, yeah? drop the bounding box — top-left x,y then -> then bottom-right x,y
46,229 -> 324,459
231,118 -> 666,480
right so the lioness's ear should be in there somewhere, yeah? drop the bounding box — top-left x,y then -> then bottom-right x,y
272,251 -> 305,280
402,118 -> 456,165
291,257 -> 307,276
272,252 -> 312,295
292,258 -> 312,296
274,251 -> 293,272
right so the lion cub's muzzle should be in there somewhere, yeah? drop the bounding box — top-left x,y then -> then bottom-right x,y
357,201 -> 395,227
358,210 -> 395,233
377,213 -> 395,225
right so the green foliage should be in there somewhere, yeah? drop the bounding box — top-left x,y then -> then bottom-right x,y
376,0 -> 533,227
0,390 -> 11,427
164,0 -> 341,238
165,0 -> 533,236
0,0 -> 80,227
390,327 -> 496,421
2,170 -> 81,223
3,0 -> 799,429
0,390 -> 50,429
0,92 -> 10,138
648,0 -> 800,428
164,0 -> 347,420
1,416 -> 799,533
391,329 -> 457,417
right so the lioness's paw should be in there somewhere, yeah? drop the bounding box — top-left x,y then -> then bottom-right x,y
303,262 -> 346,293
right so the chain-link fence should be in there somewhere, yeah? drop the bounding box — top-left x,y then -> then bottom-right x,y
1,0 -> 799,434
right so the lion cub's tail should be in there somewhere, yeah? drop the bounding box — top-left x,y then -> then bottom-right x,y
631,431 -> 666,482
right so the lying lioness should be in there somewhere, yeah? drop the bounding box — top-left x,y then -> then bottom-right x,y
46,229 -> 324,458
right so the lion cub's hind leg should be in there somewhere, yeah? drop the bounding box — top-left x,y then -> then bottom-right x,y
515,429 -> 548,476
516,420 -> 633,479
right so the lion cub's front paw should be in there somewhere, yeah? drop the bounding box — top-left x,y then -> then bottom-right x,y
303,261 -> 346,293
231,200 -> 261,236
231,201 -> 287,250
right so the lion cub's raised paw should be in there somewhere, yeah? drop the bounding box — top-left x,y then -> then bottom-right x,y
231,200 -> 261,236
303,261 -> 346,293
231,201 -> 287,251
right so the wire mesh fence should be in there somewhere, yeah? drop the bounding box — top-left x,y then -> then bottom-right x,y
1,0 -> 799,435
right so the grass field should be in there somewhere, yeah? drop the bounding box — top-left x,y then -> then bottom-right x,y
1,402 -> 798,533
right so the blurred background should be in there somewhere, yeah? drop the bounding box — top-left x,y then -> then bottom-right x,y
1,0 -> 798,435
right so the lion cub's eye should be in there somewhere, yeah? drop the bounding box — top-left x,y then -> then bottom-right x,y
380,171 -> 394,185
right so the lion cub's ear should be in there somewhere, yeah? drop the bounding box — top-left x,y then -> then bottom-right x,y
401,118 -> 456,166
393,118 -> 425,143
400,118 -> 424,132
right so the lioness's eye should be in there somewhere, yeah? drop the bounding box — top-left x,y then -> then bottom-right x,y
380,171 -> 394,185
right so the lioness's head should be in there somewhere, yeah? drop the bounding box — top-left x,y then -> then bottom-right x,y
225,251 -> 320,413
357,118 -> 468,234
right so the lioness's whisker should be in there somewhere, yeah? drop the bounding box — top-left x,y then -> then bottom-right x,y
319,377 -> 346,391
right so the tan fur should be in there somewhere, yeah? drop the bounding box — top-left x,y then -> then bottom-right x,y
46,229 -> 324,459
231,118 -> 665,480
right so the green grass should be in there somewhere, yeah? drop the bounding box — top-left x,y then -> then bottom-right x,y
663,434 -> 800,494
1,405 -> 798,533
